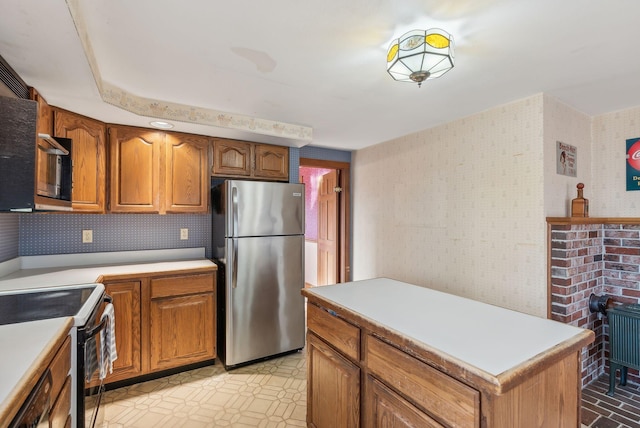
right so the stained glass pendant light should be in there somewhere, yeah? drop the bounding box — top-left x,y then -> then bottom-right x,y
386,29 -> 455,87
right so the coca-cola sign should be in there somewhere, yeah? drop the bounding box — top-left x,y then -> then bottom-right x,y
626,138 -> 640,191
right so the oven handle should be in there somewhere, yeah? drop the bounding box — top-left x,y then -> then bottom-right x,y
85,294 -> 113,339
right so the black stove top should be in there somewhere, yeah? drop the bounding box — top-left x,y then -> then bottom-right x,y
0,285 -> 97,325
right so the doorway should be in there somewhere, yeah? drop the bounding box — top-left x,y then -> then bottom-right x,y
299,158 -> 350,287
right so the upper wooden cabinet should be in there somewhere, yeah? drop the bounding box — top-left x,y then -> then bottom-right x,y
109,126 -> 163,213
109,126 -> 209,214
54,109 -> 107,213
164,132 -> 209,213
212,138 -> 289,181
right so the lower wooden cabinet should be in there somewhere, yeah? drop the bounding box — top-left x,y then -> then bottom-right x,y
365,377 -> 443,428
49,335 -> 72,428
306,299 -> 585,428
98,268 -> 216,386
149,273 -> 215,371
307,332 -> 360,428
102,280 -> 142,382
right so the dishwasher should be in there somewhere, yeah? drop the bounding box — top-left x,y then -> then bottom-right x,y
8,369 -> 52,428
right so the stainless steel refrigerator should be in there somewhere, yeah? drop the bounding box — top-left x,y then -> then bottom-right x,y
211,179 -> 305,369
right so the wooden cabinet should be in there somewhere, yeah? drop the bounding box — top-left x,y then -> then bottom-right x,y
101,280 -> 142,383
307,332 -> 360,428
109,126 -> 209,213
49,335 -> 72,428
54,109 -> 107,212
98,269 -> 216,386
164,132 -> 209,213
212,138 -> 289,181
365,377 -> 443,428
305,295 -> 588,428
30,88 -> 72,211
149,273 -> 215,370
109,126 -> 163,213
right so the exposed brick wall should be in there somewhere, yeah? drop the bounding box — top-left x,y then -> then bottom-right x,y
550,223 -> 640,388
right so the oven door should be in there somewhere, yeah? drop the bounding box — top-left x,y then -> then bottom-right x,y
78,293 -> 112,428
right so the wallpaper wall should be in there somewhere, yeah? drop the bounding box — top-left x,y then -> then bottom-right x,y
353,94 -> 549,316
592,105 -> 640,216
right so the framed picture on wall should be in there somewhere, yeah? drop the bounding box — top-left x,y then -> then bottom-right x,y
557,141 -> 577,177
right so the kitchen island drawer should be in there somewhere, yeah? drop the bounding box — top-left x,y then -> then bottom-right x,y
366,335 -> 480,428
307,303 -> 360,361
150,273 -> 214,299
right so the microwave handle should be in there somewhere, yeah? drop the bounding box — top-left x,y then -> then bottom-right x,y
37,133 -> 70,156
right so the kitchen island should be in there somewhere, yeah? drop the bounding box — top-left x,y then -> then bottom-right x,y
302,278 -> 595,427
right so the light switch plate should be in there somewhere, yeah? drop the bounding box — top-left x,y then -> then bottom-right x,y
180,228 -> 189,240
82,229 -> 93,243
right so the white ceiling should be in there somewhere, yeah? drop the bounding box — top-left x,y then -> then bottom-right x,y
1,0 -> 640,151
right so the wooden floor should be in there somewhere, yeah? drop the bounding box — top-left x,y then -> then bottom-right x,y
582,375 -> 640,428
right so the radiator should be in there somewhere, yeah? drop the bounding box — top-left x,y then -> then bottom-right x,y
607,304 -> 640,396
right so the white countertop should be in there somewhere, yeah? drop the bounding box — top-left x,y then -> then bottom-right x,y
0,248 -> 217,292
305,278 -> 590,377
0,248 -> 217,423
0,317 -> 72,424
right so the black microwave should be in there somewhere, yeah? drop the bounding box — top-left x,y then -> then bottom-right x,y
0,95 -> 73,211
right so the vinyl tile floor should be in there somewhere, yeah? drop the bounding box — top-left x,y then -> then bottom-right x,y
89,351 -> 307,428
90,351 -> 639,428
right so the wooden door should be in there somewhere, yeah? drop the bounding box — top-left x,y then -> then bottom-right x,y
211,138 -> 252,177
149,293 -> 215,371
317,170 -> 339,286
101,280 -> 142,383
307,333 -> 360,428
254,143 -> 289,181
164,132 -> 209,213
54,109 -> 106,212
109,126 -> 163,213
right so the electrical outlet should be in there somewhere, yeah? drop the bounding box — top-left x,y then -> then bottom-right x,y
180,228 -> 189,240
82,229 -> 93,243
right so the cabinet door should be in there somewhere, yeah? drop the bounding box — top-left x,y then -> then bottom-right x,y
307,332 -> 360,428
254,143 -> 289,181
30,88 -> 54,199
102,280 -> 142,382
364,376 -> 444,428
109,126 -> 163,213
165,132 -> 209,213
55,109 -> 106,212
212,138 -> 252,177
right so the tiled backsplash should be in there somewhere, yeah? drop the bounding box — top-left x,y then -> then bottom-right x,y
550,222 -> 640,387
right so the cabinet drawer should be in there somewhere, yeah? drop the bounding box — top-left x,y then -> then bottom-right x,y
307,303 -> 360,361
150,273 -> 215,299
50,335 -> 71,400
366,335 -> 479,428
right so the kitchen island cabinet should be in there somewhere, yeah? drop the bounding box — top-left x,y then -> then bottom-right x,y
302,278 -> 595,428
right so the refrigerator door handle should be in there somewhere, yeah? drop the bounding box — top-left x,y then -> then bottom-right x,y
232,184 -> 238,238
232,238 -> 238,289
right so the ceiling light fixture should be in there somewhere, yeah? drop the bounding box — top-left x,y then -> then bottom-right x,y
386,28 -> 455,88
149,120 -> 174,129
